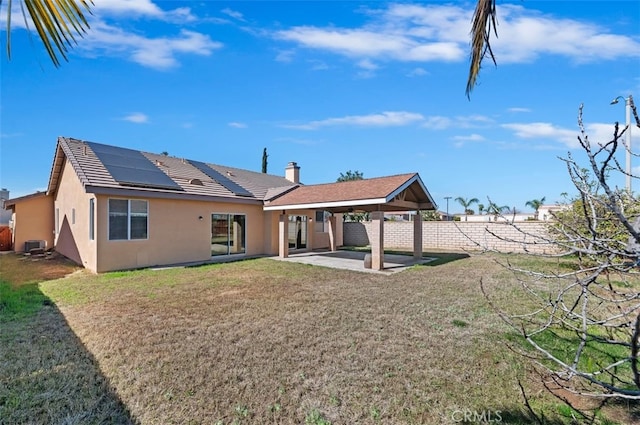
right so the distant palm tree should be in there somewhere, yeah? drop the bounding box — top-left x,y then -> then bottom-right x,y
455,197 -> 479,220
487,201 -> 509,218
525,197 -> 546,220
477,203 -> 485,215
3,0 -> 92,67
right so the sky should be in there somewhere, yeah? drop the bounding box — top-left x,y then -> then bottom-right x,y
1,1 -> 639,214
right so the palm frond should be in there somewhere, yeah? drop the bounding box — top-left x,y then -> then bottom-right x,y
4,0 -> 92,67
466,0 -> 498,99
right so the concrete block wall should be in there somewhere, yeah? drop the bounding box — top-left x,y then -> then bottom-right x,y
343,221 -> 554,253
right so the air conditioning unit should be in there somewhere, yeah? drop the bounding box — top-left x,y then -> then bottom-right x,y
24,240 -> 46,252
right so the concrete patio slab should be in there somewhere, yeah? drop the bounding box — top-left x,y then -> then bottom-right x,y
270,250 -> 436,274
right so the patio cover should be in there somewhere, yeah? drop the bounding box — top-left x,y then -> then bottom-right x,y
263,173 -> 437,270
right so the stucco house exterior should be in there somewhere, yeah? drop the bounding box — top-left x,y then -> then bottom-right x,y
7,137 -> 436,272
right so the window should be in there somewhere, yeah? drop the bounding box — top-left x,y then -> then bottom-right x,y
89,199 -> 95,241
109,199 -> 148,240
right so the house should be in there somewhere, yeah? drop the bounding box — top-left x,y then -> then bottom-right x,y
7,137 -> 436,272
4,191 -> 54,253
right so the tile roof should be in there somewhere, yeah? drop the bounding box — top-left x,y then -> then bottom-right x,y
265,173 -> 436,211
45,137 -> 436,211
48,137 -> 297,201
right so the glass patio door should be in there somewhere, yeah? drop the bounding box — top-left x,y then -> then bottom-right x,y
211,213 -> 246,256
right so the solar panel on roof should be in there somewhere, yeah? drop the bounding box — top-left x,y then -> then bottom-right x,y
187,160 -> 253,197
87,142 -> 182,191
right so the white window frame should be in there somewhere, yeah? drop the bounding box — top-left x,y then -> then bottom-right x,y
108,198 -> 149,241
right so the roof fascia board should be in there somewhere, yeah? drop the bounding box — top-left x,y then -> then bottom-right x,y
385,175 -> 421,203
46,142 -> 64,195
86,186 -> 263,205
264,197 -> 388,211
4,191 -> 50,208
385,174 -> 437,209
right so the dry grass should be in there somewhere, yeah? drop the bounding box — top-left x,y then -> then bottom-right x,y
0,252 -> 132,424
1,252 -> 636,424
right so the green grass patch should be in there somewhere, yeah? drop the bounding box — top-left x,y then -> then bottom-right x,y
530,328 -> 631,374
452,319 -> 469,328
0,281 -> 50,321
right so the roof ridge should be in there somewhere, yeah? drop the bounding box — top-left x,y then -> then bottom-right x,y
298,172 -> 417,188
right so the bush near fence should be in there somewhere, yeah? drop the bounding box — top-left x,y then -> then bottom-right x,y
343,221 -> 553,254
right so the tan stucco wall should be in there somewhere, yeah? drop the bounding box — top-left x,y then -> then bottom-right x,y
263,211 -> 279,255
95,197 -> 266,273
54,160 -> 97,270
11,194 -> 54,253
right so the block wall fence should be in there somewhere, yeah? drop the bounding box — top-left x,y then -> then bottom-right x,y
343,221 -> 554,253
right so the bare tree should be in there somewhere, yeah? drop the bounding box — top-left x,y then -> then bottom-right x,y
477,102 -> 640,420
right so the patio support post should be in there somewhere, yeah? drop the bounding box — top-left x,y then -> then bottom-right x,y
279,213 -> 288,258
413,212 -> 422,259
370,211 -> 384,270
306,215 -> 314,251
327,215 -> 337,251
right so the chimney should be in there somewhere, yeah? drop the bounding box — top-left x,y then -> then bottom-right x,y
285,162 -> 300,184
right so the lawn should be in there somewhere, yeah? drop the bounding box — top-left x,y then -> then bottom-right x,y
0,251 -> 637,424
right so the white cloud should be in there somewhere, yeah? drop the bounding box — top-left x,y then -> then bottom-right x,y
421,114 -> 493,130
122,112 -> 149,123
422,116 -> 452,130
221,8 -> 245,21
357,58 -> 378,70
274,3 -> 639,70
283,111 -> 425,130
407,67 -> 428,77
228,122 -> 247,129
276,25 -> 464,63
275,50 -> 295,63
494,5 -> 640,63
92,0 -> 196,22
82,22 -> 222,69
508,107 -> 531,113
502,122 -> 620,149
308,59 -> 329,70
451,133 -> 486,148
452,134 -> 485,142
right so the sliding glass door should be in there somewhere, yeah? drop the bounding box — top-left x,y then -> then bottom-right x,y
288,215 -> 307,249
211,213 -> 246,256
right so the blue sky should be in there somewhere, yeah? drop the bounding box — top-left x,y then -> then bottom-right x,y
1,1 -> 638,214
